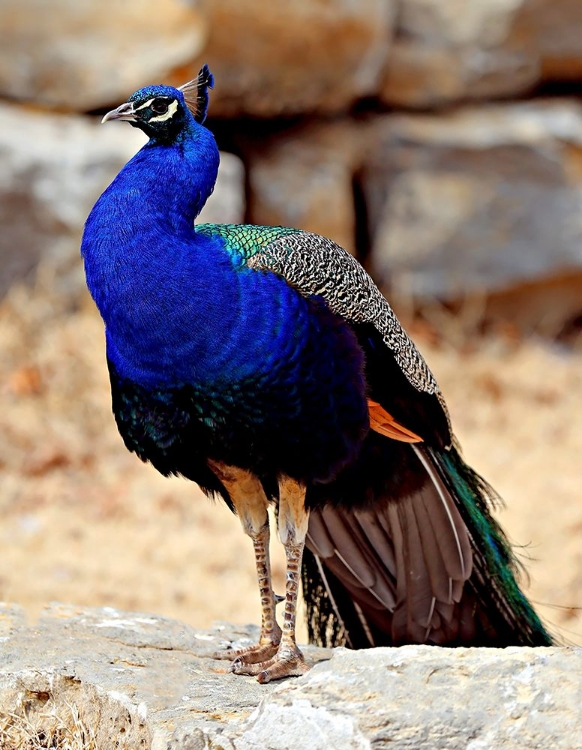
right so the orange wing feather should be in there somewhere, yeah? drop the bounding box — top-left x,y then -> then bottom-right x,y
368,399 -> 423,443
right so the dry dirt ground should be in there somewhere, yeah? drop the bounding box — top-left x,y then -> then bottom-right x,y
0,272 -> 581,646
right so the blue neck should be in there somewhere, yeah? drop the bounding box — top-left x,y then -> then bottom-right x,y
82,123 -> 308,391
82,122 -> 224,382
104,120 -> 219,233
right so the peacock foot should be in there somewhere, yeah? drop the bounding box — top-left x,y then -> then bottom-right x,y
211,635 -> 280,665
231,643 -> 309,683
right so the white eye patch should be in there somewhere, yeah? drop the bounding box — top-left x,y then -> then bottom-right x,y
134,98 -> 155,111
149,99 -> 179,123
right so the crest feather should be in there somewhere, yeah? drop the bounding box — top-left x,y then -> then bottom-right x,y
178,64 -> 214,124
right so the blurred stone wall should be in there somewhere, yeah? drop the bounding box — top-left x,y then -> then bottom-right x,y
1,0 -> 582,330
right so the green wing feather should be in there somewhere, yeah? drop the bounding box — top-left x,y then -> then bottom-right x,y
196,223 -> 299,261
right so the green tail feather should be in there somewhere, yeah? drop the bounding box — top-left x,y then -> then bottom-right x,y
433,443 -> 553,646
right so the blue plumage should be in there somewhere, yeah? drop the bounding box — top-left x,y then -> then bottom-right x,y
82,67 -> 551,682
83,81 -> 368,485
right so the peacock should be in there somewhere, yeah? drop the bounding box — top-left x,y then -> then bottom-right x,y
81,66 -> 552,684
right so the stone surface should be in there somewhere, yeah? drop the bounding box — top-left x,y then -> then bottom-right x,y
0,103 -> 144,300
184,0 -> 395,116
515,0 -> 582,81
380,0 -> 582,109
246,121 -> 366,253
0,103 -> 244,301
0,604 -> 330,750
199,152 -> 246,227
0,604 -> 578,749
236,647 -> 582,750
363,100 -> 582,301
0,0 -> 207,111
2,0 -> 582,119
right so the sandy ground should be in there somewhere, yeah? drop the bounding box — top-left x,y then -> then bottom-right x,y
0,273 -> 581,646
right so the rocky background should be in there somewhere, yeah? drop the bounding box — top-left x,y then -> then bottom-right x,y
0,0 -> 581,649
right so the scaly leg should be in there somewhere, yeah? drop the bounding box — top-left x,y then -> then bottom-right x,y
232,476 -> 310,683
208,462 -> 281,664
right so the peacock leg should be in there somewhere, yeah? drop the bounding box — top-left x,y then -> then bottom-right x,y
208,462 -> 281,665
231,476 -> 310,683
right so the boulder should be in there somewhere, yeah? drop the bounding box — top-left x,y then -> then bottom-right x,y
0,0 -> 394,117
0,0 -> 207,112
199,152 -> 246,226
184,0 -> 395,117
0,103 -> 144,300
246,121 -> 365,253
0,603 -> 578,749
380,0 -> 582,109
0,103 -> 244,301
516,0 -> 582,81
362,100 -> 582,301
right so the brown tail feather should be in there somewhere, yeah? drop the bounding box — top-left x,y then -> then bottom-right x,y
304,442 -> 552,647
305,446 -> 475,644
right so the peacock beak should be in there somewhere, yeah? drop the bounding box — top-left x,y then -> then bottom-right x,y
101,102 -> 137,124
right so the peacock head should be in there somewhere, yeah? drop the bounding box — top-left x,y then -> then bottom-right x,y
101,65 -> 214,144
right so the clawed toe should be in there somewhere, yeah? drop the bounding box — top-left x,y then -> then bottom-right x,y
211,640 -> 279,665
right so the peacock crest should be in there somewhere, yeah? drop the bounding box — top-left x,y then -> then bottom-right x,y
179,64 -> 214,124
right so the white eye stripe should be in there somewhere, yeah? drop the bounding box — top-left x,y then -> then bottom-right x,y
149,99 -> 179,123
134,98 -> 155,111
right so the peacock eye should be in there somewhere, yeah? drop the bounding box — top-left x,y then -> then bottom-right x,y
151,99 -> 169,115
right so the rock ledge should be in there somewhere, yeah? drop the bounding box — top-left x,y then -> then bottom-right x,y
0,603 -> 578,749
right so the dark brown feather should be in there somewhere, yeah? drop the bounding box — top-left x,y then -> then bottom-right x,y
306,446 -> 475,644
